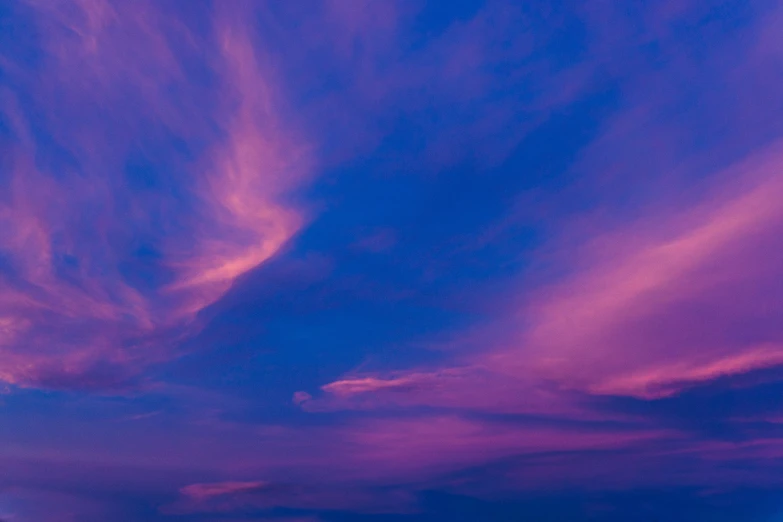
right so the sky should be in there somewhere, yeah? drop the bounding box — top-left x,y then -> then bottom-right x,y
1,0 -> 783,520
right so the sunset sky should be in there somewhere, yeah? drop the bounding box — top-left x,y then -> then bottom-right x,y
2,1 -> 783,521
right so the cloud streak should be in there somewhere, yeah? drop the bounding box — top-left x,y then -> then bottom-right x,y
507,142 -> 783,398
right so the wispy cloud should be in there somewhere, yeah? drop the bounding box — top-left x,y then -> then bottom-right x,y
0,0 -> 311,389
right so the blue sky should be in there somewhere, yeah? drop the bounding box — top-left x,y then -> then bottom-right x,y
2,0 -> 783,520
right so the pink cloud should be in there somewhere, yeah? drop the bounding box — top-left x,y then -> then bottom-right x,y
148,415 -> 675,515
180,480 -> 270,501
159,4 -> 310,316
322,374 -> 432,396
168,479 -> 415,516
499,143 -> 783,398
292,391 -> 312,405
318,140 -> 783,413
0,1 -> 311,389
337,415 -> 672,480
312,367 -> 626,422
